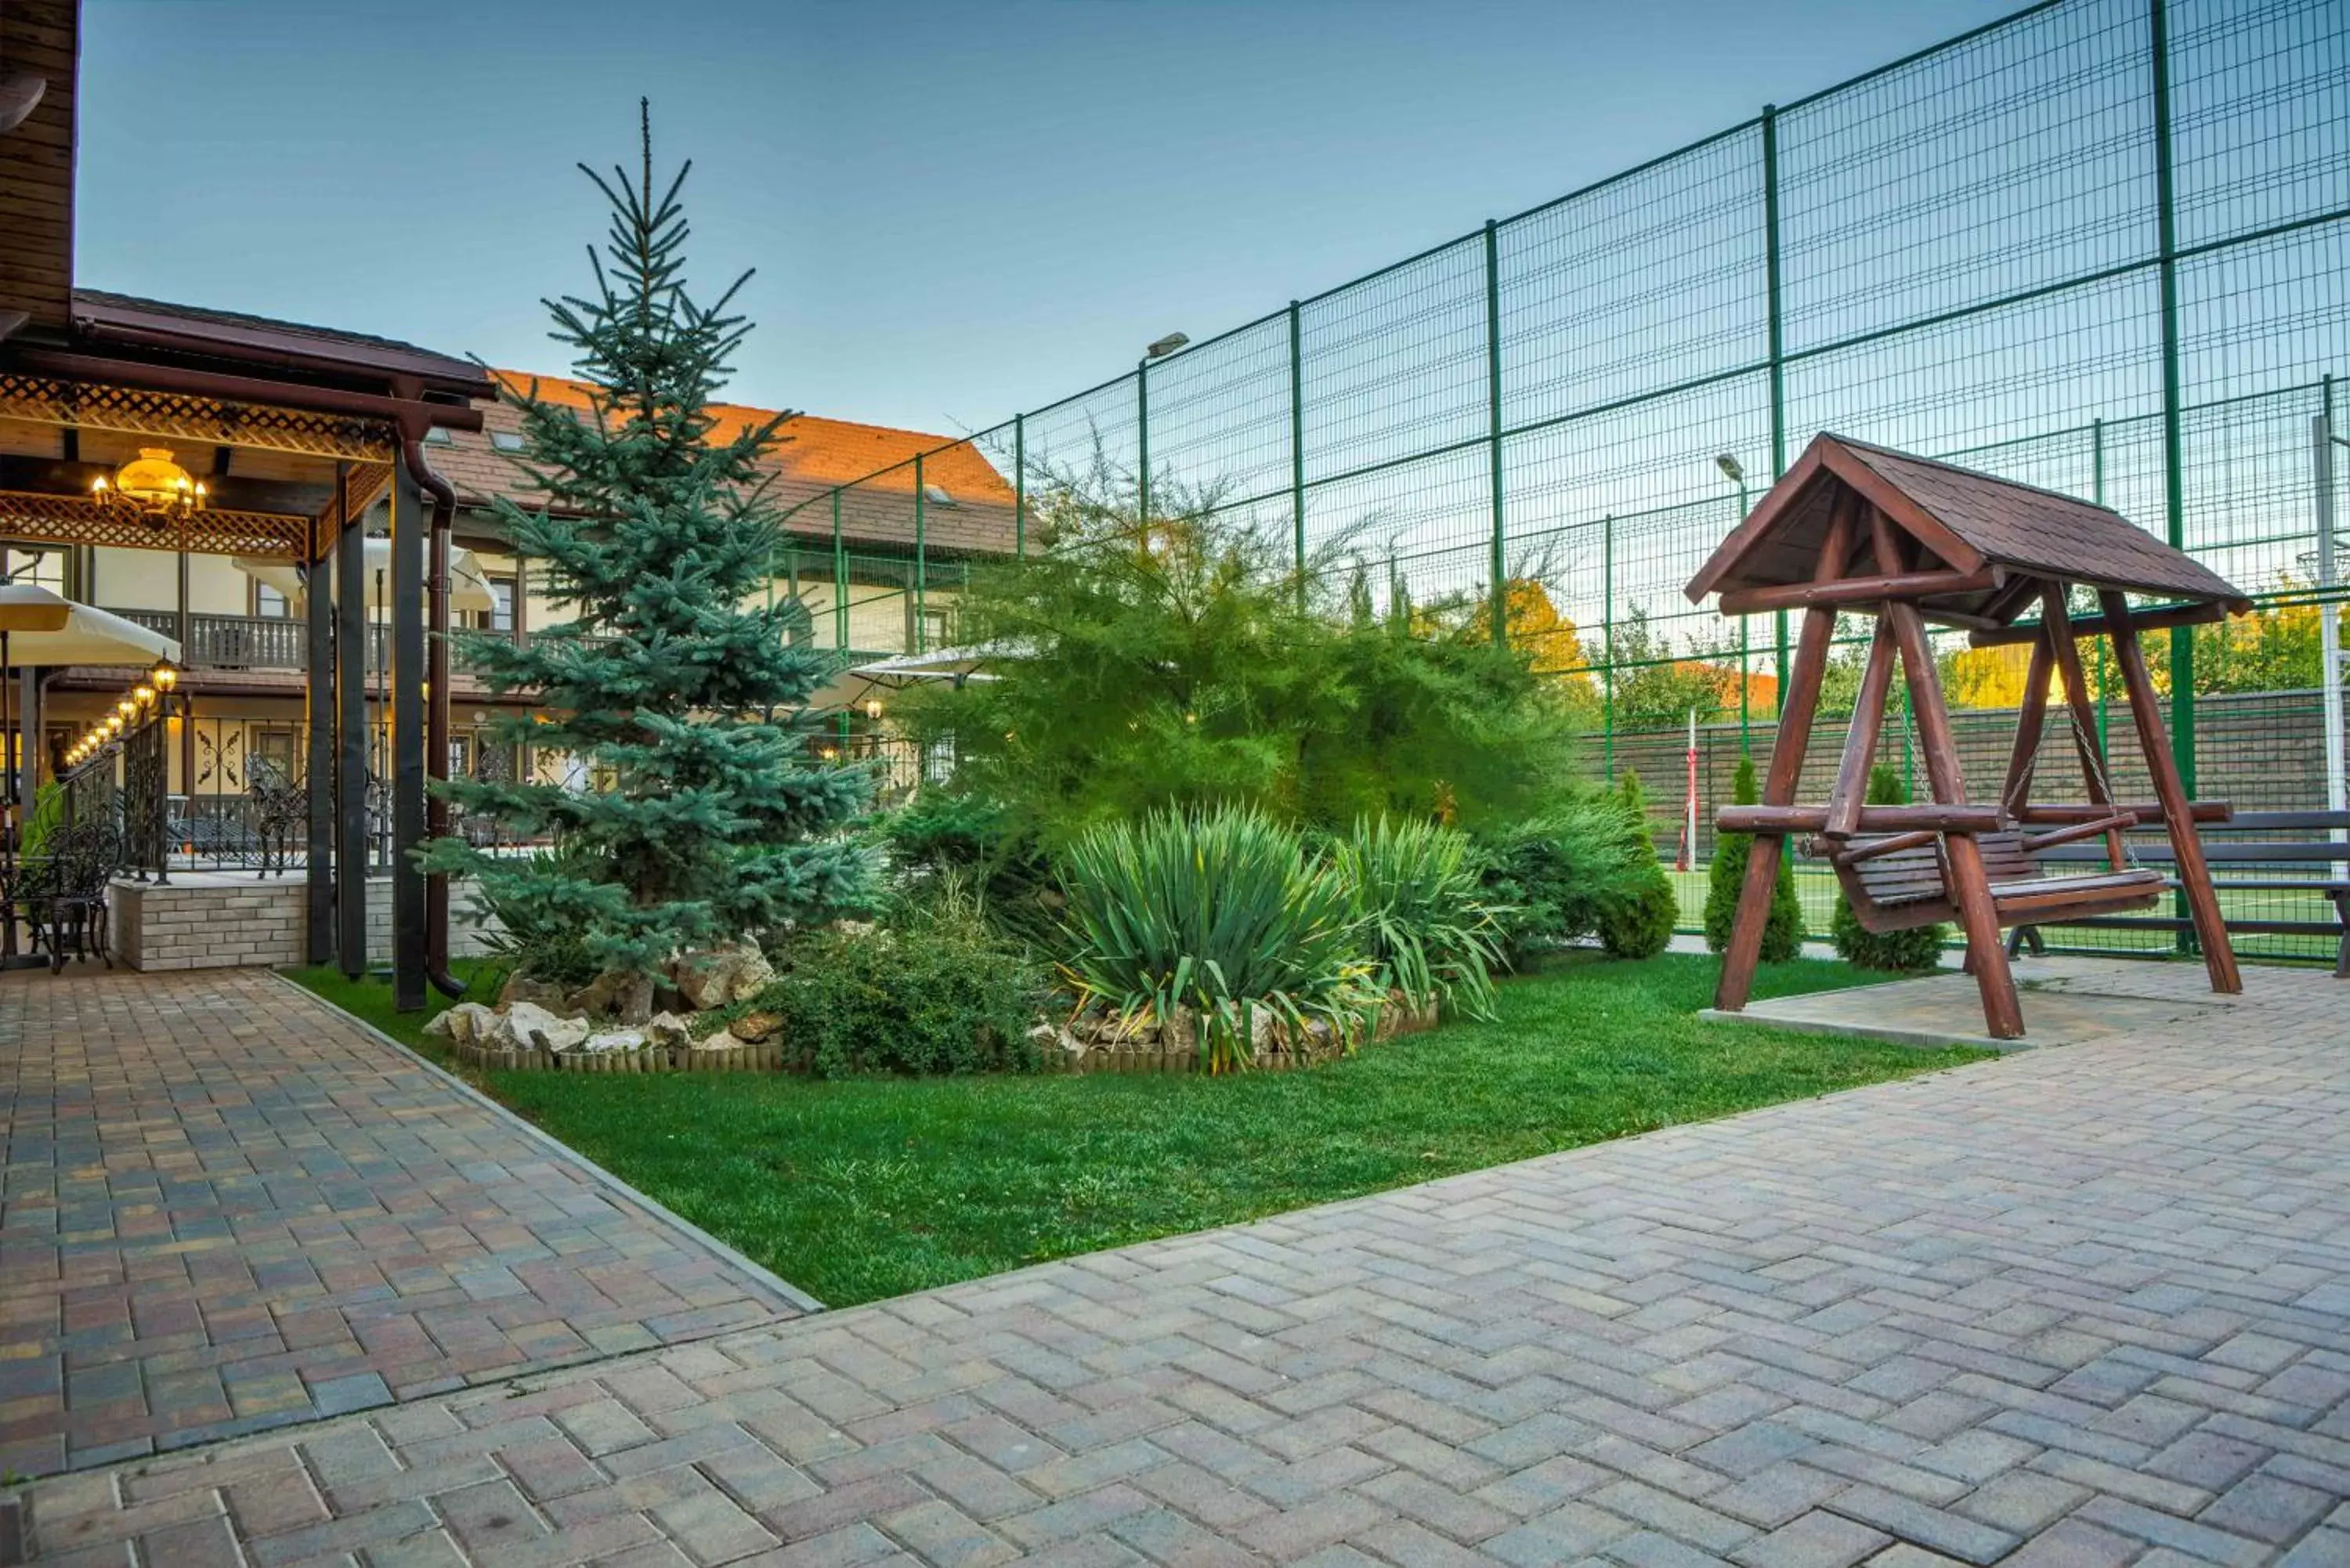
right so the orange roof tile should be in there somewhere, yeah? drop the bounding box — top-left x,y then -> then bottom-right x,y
431,371 -> 1018,557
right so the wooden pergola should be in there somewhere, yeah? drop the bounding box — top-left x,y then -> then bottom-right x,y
1685,432 -> 2252,1039
2,0 -> 493,1006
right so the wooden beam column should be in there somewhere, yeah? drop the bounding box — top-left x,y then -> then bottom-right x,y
306,466 -> 342,966
2099,590 -> 2241,994
1716,493 -> 1857,1012
1824,618 -> 1896,840
2041,588 -> 2128,870
1879,537 -> 2024,1038
390,453 -> 428,1010
334,481 -> 369,978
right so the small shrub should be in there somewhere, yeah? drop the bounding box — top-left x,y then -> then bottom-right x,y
873,791 -> 1009,870
1331,815 -> 1502,1021
777,907 -> 1046,1077
472,844 -> 609,986
1830,763 -> 1948,971
1702,755 -> 1804,961
1595,771 -> 1676,959
1476,782 -> 1668,966
1059,806 -> 1380,1071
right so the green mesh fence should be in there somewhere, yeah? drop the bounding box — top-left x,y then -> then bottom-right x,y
794,0 -> 2348,959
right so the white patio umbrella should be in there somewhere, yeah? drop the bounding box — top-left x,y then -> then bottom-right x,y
0,584 -> 180,667
232,540 -> 498,613
0,585 -> 183,882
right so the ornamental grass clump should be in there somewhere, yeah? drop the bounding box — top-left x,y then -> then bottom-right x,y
1331,815 -> 1502,1022
1058,806 -> 1380,1073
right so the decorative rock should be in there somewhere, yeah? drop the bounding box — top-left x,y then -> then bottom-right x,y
726,948 -> 777,1005
578,1028 -> 647,1053
645,1010 -> 693,1050
502,1002 -> 591,1054
431,1002 -> 500,1048
567,969 -> 654,1024
731,1011 -> 783,1043
497,972 -> 572,1013
671,941 -> 776,1010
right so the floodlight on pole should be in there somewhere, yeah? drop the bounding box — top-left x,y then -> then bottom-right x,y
1712,454 -> 1756,755
1145,332 -> 1190,359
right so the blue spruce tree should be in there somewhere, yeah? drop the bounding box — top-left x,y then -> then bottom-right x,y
423,105 -> 871,978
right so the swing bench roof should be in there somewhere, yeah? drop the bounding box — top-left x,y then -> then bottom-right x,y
1685,433 -> 2250,624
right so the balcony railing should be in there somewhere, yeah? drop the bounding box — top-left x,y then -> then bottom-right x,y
102,609 -> 860,678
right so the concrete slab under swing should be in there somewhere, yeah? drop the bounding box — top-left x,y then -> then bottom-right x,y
1699,952 -> 2240,1052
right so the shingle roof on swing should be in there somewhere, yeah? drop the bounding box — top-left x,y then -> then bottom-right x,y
1685,432 -> 2251,620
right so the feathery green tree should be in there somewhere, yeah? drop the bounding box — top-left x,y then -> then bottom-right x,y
423,106 -> 871,976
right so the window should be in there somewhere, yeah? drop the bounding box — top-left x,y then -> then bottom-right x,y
4,547 -> 65,594
922,483 -> 957,508
423,427 -> 454,446
474,576 -> 515,634
916,606 -> 951,651
490,431 -> 526,453
255,583 -> 291,619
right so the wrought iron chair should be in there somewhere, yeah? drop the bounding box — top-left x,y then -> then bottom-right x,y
16,815 -> 122,973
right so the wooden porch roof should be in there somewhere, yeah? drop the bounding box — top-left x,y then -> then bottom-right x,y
1685,432 -> 2250,624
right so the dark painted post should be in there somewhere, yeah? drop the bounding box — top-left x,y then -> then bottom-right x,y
306,468 -> 342,965
391,453 -> 428,1009
334,482 -> 369,977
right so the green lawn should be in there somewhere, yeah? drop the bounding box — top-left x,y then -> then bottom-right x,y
287,952 -> 1985,1307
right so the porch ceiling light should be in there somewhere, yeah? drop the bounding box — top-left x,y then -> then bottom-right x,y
92,447 -> 208,527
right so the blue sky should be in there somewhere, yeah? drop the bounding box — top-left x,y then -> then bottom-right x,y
78,0 -> 2016,438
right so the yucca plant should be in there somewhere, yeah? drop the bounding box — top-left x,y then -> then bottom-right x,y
1059,806 -> 1380,1072
1332,815 -> 1502,1022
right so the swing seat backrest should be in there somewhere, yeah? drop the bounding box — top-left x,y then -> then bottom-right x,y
1824,829 -> 2167,935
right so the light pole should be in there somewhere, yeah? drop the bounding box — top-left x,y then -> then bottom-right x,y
1715,454 -> 1756,756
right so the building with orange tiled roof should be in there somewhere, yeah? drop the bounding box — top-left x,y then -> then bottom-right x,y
41,310 -> 1020,806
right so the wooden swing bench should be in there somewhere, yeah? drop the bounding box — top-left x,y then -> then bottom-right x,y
1825,819 -> 2166,934
1687,433 -> 2253,1039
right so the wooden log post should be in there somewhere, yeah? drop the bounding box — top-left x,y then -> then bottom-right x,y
2040,588 -> 2128,870
1716,495 -> 1858,1012
1871,505 -> 2025,1039
1824,618 -> 1896,840
1998,618 -> 2055,819
2099,591 -> 2241,995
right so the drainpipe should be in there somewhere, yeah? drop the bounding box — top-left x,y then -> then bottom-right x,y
403,431 -> 466,999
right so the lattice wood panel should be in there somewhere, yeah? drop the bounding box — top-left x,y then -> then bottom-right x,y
313,462 -> 394,560
0,489 -> 309,558
0,374 -> 398,462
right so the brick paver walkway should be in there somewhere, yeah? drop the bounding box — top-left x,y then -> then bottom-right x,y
0,968 -> 807,1479
14,959 -> 2350,1565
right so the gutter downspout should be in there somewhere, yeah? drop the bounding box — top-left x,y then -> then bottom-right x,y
403,432 -> 466,1000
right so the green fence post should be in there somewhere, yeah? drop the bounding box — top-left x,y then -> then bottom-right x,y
1484,219 -> 1507,649
1289,299 -> 1307,604
913,453 -> 927,653
2092,418 -> 2110,756
831,488 -> 847,654
2150,0 -> 2195,951
1761,102 -> 1790,705
1013,414 -> 1026,559
1603,513 -> 1616,782
1136,362 -> 1150,524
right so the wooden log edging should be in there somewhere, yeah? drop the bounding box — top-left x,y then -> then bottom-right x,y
447,1038 -> 791,1075
444,1000 -> 1447,1078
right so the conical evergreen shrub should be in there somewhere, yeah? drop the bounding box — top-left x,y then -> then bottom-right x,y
1702,754 -> 1804,960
